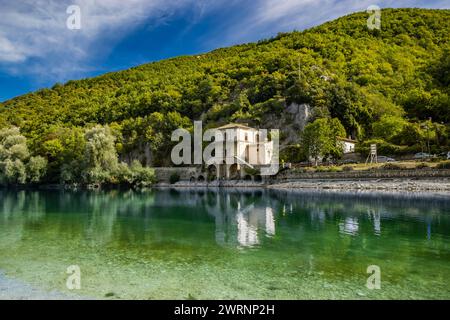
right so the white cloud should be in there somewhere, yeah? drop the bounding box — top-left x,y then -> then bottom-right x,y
0,0 -> 206,79
216,0 -> 374,44
254,0 -> 318,24
209,0 -> 450,46
0,34 -> 27,62
0,0 -> 448,82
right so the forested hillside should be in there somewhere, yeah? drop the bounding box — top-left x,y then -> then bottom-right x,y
1,8 -> 449,184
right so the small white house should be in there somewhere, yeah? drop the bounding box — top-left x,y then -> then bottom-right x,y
337,137 -> 357,154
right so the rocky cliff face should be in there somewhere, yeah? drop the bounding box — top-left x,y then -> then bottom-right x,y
263,102 -> 312,148
287,103 -> 311,131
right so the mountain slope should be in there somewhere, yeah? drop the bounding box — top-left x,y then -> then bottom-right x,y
0,8 -> 449,166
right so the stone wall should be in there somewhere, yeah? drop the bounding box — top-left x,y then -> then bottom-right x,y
154,167 -> 204,182
155,167 -> 450,184
276,169 -> 450,181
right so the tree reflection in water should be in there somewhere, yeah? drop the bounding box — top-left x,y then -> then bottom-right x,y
0,189 -> 449,249
0,188 -> 449,299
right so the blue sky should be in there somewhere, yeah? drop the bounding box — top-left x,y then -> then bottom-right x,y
0,0 -> 449,102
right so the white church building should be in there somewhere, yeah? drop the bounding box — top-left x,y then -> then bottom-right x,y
207,123 -> 274,180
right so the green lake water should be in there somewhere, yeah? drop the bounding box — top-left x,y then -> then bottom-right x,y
0,188 -> 449,299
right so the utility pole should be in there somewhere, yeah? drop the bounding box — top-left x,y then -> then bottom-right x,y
427,117 -> 432,155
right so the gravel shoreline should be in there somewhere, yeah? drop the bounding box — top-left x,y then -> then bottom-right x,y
269,178 -> 450,192
156,178 -> 450,193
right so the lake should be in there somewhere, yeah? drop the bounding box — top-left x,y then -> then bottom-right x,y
0,188 -> 449,299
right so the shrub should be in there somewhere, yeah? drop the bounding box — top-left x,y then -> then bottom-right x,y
315,166 -> 342,173
130,160 -> 155,187
170,172 -> 180,184
415,163 -> 430,169
437,161 -> 450,169
27,156 -> 48,183
292,168 -> 306,174
280,144 -> 305,163
244,167 -> 260,176
328,166 -> 343,172
135,167 -> 156,186
115,162 -> 133,185
357,139 -> 408,156
381,163 -> 403,170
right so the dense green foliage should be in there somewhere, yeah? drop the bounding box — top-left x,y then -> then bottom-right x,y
302,118 -> 346,164
0,125 -> 155,186
0,8 -> 449,180
0,127 -> 47,184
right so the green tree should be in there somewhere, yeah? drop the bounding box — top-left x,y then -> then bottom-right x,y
82,125 -> 119,184
27,156 -> 48,183
37,126 -> 85,182
372,115 -> 409,142
0,127 -> 47,184
434,45 -> 450,87
302,118 -> 346,165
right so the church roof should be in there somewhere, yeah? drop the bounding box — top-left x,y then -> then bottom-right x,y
216,123 -> 258,130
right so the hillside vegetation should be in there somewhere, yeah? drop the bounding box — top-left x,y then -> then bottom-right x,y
0,8 -> 449,184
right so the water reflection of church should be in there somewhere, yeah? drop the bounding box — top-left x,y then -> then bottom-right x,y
156,190 -> 278,247
1,190 -> 447,250
205,193 -> 276,247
